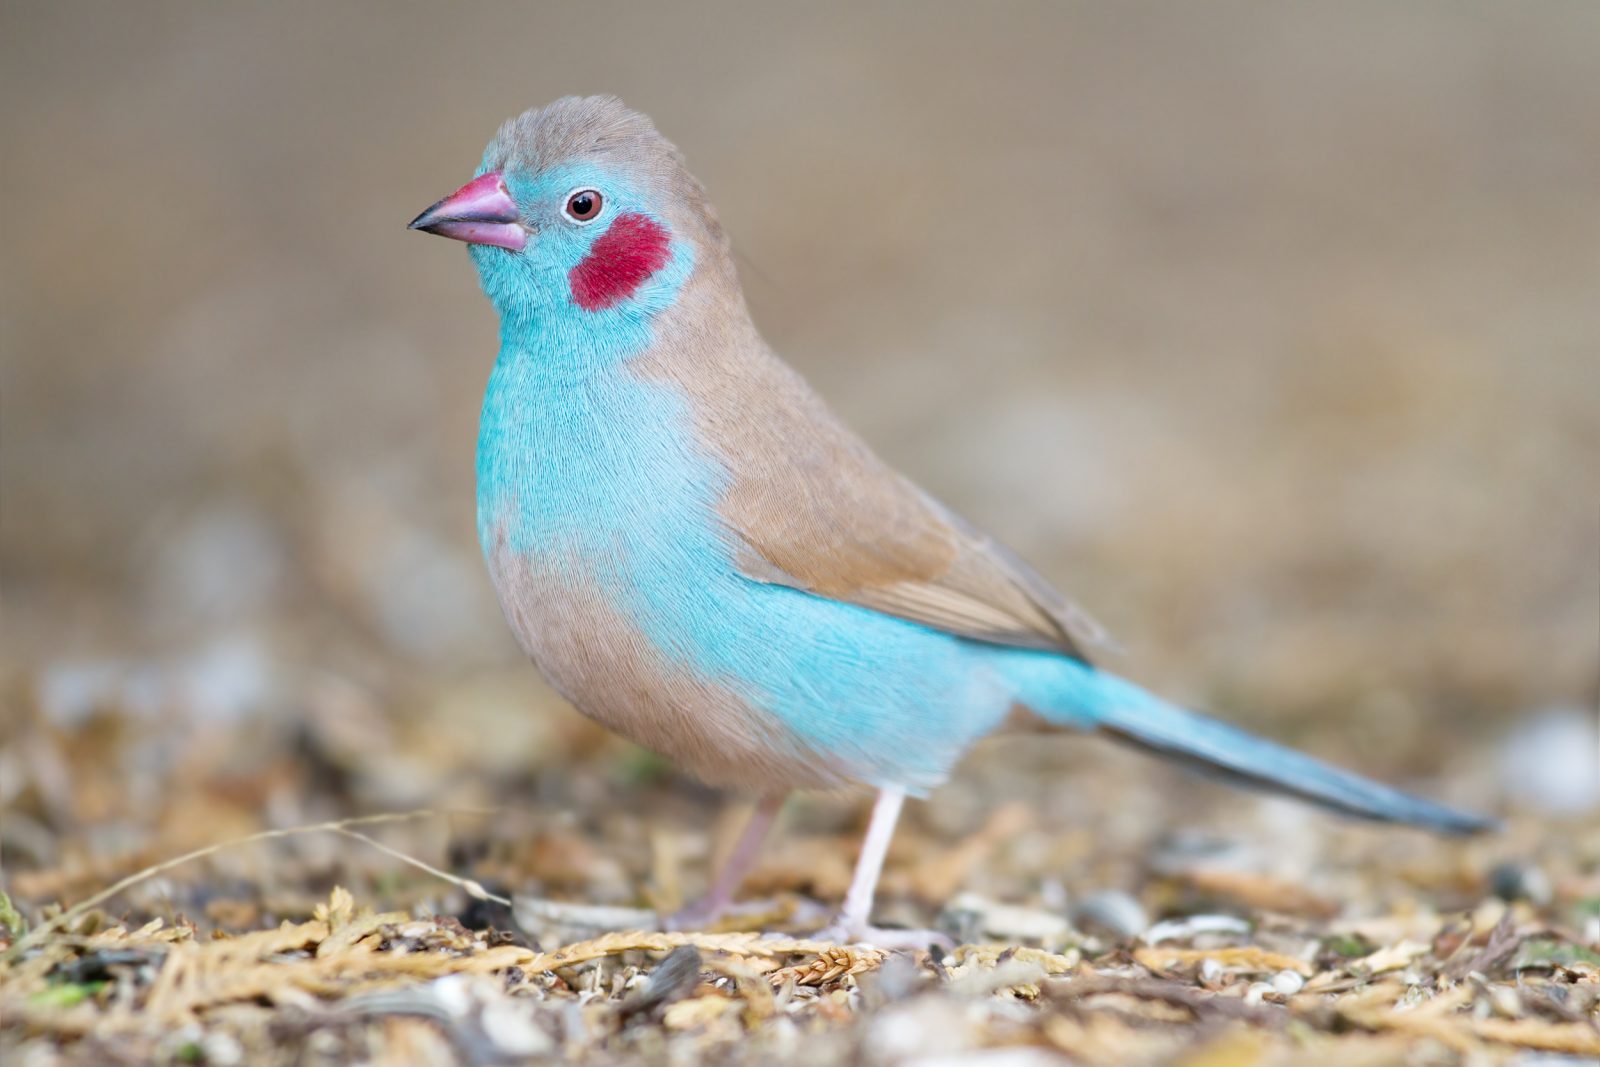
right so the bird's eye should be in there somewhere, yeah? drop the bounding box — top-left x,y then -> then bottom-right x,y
564,189 -> 603,223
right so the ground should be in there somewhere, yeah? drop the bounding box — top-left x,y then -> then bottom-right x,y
2,697 -> 1596,1066
3,4 -> 1598,1065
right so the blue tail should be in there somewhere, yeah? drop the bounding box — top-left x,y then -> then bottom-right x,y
1016,658 -> 1496,834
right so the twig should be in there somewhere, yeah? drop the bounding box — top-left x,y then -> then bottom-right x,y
7,808 -> 499,960
327,828 -> 510,908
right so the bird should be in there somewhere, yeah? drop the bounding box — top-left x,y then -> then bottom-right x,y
409,95 -> 1494,944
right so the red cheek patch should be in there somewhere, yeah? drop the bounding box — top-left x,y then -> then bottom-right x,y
569,213 -> 673,311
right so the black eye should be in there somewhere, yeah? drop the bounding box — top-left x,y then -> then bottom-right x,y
565,189 -> 602,223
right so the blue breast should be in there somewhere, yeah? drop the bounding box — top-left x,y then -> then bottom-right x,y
476,283 -> 1081,791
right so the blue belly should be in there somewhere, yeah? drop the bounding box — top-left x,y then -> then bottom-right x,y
478,346 -> 1074,790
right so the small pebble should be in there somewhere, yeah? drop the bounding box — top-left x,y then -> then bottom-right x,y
199,1033 -> 245,1067
1143,914 -> 1251,945
480,999 -> 554,1055
1488,862 -> 1553,906
1072,890 -> 1148,941
941,893 -> 1070,942
430,973 -> 475,1016
1487,985 -> 1523,1019
1270,969 -> 1304,996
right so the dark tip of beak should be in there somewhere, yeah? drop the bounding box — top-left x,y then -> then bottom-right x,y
408,171 -> 528,251
407,200 -> 449,231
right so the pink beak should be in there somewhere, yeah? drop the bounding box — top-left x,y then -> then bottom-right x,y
408,172 -> 527,251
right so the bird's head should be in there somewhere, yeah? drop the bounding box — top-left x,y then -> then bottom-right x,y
410,96 -> 726,322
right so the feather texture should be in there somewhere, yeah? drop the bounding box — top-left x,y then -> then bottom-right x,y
431,95 -> 1491,832
634,322 -> 1110,658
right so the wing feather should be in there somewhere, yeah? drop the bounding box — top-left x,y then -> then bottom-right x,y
646,332 -> 1109,660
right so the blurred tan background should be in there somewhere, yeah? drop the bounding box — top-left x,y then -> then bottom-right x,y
2,1 -> 1597,879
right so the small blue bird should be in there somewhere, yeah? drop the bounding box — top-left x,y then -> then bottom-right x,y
410,96 -> 1492,943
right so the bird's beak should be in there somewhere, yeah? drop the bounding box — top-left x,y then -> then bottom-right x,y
408,172 -> 527,251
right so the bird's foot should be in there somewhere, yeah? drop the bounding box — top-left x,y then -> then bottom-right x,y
811,918 -> 954,953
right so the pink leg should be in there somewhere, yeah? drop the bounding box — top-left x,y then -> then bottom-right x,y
839,785 -> 905,928
817,786 -> 951,951
666,793 -> 785,929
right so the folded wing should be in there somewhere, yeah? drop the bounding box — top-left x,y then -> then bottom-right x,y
671,340 -> 1109,660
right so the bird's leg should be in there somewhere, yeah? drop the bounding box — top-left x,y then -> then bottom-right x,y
814,787 -> 951,951
664,792 -> 785,930
837,785 -> 904,928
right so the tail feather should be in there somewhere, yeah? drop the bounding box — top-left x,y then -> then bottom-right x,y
1072,668 -> 1496,834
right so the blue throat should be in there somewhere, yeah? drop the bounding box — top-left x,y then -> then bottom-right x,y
474,232 -> 696,554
